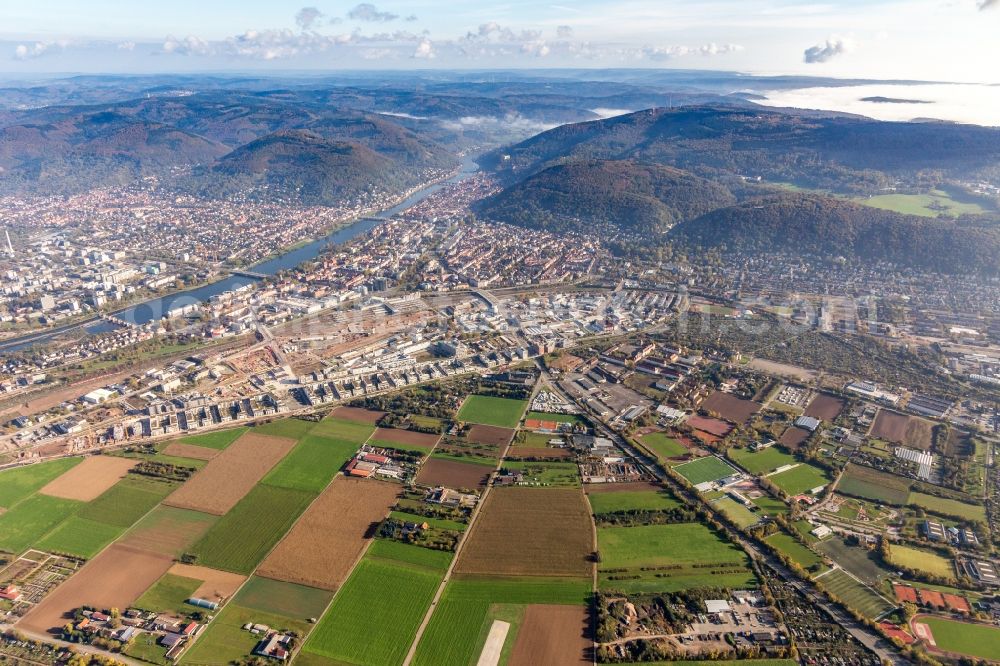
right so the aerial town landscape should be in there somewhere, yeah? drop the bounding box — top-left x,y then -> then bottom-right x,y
1,2 -> 1000,666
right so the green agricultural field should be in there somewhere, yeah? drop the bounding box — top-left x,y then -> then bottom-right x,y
232,576 -> 333,620
920,616 -> 1000,661
430,451 -> 498,467
854,190 -> 990,218
673,456 -> 737,486
765,533 -> 825,572
367,538 -> 454,571
303,554 -> 443,665
516,431 -> 563,447
501,461 -> 580,487
79,476 -> 178,528
457,395 -> 528,428
180,603 -> 312,665
0,494 -> 82,554
816,569 -> 894,618
889,544 -> 954,578
412,577 -> 591,666
134,573 -> 202,615
35,517 -> 123,559
0,457 -> 81,508
311,417 -> 376,444
253,418 -> 318,440
120,506 -> 218,557
908,492 -> 986,522
586,488 -> 681,515
639,432 -> 688,459
177,427 -> 248,450
524,411 -> 584,425
838,464 -> 910,505
389,511 -> 467,532
262,434 -> 359,493
768,464 -> 831,496
712,497 -> 759,528
815,537 -> 893,585
729,446 -> 796,475
189,485 -> 315,574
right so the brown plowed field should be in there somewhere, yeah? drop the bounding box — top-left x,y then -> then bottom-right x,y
331,406 -> 385,424
163,432 -> 296,515
455,487 -> 593,577
167,563 -> 245,602
416,458 -> 492,490
371,427 -> 440,450
465,424 -> 515,447
19,544 -> 172,635
257,477 -> 399,591
161,442 -> 219,461
685,415 -> 732,437
505,447 -> 572,460
39,456 -> 137,501
779,426 -> 811,450
871,410 -> 934,450
701,392 -> 762,424
804,393 -> 846,421
509,604 -> 590,666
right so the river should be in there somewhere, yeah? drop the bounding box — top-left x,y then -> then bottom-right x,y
0,157 -> 479,353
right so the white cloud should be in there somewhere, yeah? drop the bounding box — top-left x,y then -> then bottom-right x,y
295,7 -> 324,30
117,41 -> 136,51
13,41 -> 66,60
162,34 -> 213,56
979,0 -> 998,9
348,3 -> 399,23
412,38 -> 435,59
556,25 -> 574,39
803,37 -> 852,63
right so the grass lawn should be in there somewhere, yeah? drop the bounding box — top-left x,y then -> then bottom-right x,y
412,577 -> 591,666
0,494 -> 82,554
838,464 -> 910,505
907,492 -> 986,522
524,411 -> 584,425
189,485 -> 315,574
253,418 -> 318,440
134,572 -> 203,615
920,616 -> 1000,660
457,395 -> 528,428
35,517 -> 123,559
303,552 -> 444,665
177,427 -> 248,450
180,603 -> 312,665
124,631 -> 170,666
500,461 -> 580,487
389,511 -> 467,532
233,576 -> 333,620
0,457 -> 81,508
765,533 -> 824,571
79,476 -> 178,528
712,497 -> 759,528
768,463 -> 830,496
729,446 -> 796,475
752,496 -> 789,516
261,434 -> 359,493
673,456 -> 737,486
816,569 -> 893,618
854,190 -> 989,218
638,432 -> 688,459
587,489 -> 681,515
311,417 -> 376,444
889,544 -> 954,578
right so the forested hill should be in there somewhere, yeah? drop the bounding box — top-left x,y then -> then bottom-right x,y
484,105 -> 1000,193
473,160 -> 735,237
668,194 -> 1000,275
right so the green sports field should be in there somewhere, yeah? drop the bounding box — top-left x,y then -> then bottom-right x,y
712,497 -> 759,528
188,485 -> 315,574
729,446 -> 796,475
816,568 -> 893,618
457,395 -> 528,428
303,543 -> 448,665
411,577 -> 591,666
177,427 -> 248,450
638,432 -> 687,459
262,434 -> 359,493
586,488 -> 681,515
0,457 -> 81,508
673,456 -> 737,486
919,616 -> 1000,661
768,463 -> 831,496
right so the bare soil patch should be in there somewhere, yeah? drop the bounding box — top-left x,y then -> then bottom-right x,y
372,427 -> 440,450
465,424 -> 515,447
331,406 -> 386,424
804,393 -> 846,421
18,544 -> 172,635
39,456 -> 137,502
779,426 -> 811,450
685,415 -> 732,438
455,487 -> 593,578
510,604 -> 590,666
871,410 -> 935,450
701,392 -> 762,424
257,477 -> 399,591
415,458 -> 492,490
167,563 -> 245,602
164,432 -> 296,515
161,442 -> 219,461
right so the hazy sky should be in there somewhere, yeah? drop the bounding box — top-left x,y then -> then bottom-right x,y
1,0 -> 998,82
